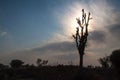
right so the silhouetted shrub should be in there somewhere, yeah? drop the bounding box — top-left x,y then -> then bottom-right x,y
98,56 -> 111,68
10,59 -> 24,68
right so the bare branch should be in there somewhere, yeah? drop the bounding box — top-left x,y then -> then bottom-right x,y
72,35 -> 76,39
82,9 -> 84,24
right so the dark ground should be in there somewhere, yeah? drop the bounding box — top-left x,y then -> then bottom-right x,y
0,65 -> 117,80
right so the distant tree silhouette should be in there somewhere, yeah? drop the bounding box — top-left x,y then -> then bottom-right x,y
0,63 -> 8,69
87,65 -> 94,68
10,59 -> 24,68
36,58 -> 42,66
98,56 -> 111,68
42,60 -> 48,66
36,58 -> 48,67
73,9 -> 92,68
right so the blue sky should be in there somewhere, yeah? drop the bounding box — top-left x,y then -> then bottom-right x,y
0,0 -> 65,50
0,0 -> 120,66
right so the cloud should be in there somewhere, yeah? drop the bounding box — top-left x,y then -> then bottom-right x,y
108,24 -> 120,40
53,0 -> 120,42
52,0 -> 120,53
89,30 -> 106,43
0,31 -> 7,37
54,0 -> 115,36
4,41 -> 100,66
32,41 -> 76,54
0,41 -> 76,65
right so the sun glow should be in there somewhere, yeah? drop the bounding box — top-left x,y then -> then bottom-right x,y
57,2 -> 94,37
65,12 -> 93,36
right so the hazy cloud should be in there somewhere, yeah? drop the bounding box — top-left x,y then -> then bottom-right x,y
5,41 -> 99,65
32,41 -> 76,55
1,41 -> 77,65
0,31 -> 7,37
108,24 -> 120,39
89,30 -> 106,43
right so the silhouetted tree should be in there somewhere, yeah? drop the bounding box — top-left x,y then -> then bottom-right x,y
110,49 -> 120,79
36,58 -> 48,67
10,59 -> 24,68
73,9 -> 92,68
110,49 -> 120,68
98,56 -> 111,68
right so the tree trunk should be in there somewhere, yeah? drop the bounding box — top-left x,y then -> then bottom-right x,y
79,54 -> 83,68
